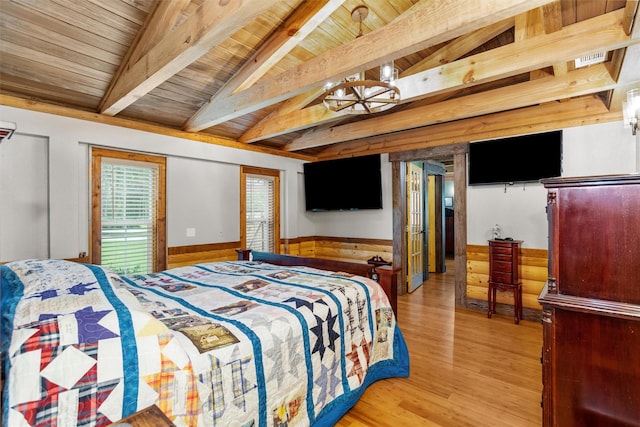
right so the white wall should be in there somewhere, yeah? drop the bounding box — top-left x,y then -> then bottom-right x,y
0,105 -> 391,262
466,121 -> 638,249
1,105 -> 637,260
0,106 -> 306,260
0,133 -> 50,261
167,157 -> 240,246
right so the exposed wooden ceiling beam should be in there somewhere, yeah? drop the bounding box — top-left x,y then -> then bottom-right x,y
99,0 -> 278,116
196,0 -> 345,143
240,97 -> 345,143
515,6 -> 550,80
315,95 -> 614,159
190,0 -> 344,124
403,17 -> 514,76
247,10 -> 632,145
240,2 -> 435,144
608,0 -> 640,113
622,0 -> 639,35
285,63 -> 617,151
395,9 -> 630,103
541,1 -> 568,77
99,0 -> 191,114
185,0 -> 554,132
240,17 -> 515,144
127,0 -> 191,66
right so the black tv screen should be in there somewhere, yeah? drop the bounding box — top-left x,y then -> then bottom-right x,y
304,154 -> 382,211
468,131 -> 562,185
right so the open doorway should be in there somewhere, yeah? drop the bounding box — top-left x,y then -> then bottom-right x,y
406,160 -> 447,293
389,143 -> 468,307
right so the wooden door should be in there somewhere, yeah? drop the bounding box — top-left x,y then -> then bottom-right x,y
407,162 -> 426,292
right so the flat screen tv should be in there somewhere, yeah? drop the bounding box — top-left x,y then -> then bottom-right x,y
304,154 -> 382,211
468,130 -> 562,185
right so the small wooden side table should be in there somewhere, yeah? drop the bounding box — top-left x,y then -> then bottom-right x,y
109,405 -> 175,427
487,239 -> 523,324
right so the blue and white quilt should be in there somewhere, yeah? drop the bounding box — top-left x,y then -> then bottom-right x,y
1,259 -> 409,426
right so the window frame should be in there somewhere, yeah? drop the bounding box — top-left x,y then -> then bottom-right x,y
91,147 -> 167,272
240,166 -> 280,254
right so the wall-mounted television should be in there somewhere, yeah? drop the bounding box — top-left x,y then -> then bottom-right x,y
303,154 -> 382,211
468,130 -> 562,185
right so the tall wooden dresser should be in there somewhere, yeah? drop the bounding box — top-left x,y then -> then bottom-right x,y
539,174 -> 640,427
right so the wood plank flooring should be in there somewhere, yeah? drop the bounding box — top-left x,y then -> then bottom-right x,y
337,260 -> 543,426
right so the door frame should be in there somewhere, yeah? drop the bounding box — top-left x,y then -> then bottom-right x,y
390,143 -> 468,306
424,161 -> 446,274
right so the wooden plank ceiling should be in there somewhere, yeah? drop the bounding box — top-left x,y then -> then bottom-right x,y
1,0 -> 638,161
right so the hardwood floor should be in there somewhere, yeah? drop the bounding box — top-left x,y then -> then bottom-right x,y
337,260 -> 543,426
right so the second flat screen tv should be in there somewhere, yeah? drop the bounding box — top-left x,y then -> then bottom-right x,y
468,130 -> 563,185
304,154 -> 382,211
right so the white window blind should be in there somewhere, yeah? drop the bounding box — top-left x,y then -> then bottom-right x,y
245,174 -> 275,252
101,158 -> 157,274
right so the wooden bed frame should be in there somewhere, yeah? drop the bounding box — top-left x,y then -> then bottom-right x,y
237,250 -> 398,315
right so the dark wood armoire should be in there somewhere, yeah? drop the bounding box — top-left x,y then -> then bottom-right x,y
539,174 -> 640,427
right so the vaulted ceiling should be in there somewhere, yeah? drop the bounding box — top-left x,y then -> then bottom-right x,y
1,0 -> 638,161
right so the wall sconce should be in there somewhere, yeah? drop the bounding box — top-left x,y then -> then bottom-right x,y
623,88 -> 640,136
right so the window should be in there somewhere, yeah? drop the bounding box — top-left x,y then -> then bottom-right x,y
240,166 -> 280,253
91,148 -> 166,274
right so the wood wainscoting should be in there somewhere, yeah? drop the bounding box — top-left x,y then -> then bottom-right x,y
167,236 -> 393,270
167,241 -> 241,269
466,244 -> 547,322
282,236 -> 393,265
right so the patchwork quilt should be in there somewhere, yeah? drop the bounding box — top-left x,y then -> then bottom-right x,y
1,259 -> 409,426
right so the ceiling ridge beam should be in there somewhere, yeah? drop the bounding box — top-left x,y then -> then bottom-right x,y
284,63 -> 617,151
185,0 -> 554,132
99,0 -> 279,116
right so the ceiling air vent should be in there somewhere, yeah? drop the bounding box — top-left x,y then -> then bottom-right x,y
0,121 -> 17,143
574,52 -> 606,68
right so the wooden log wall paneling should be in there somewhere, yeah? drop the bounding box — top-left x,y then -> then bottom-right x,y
466,244 -> 548,313
293,236 -> 393,264
280,237 -> 316,258
168,236 -> 393,270
167,242 -> 241,269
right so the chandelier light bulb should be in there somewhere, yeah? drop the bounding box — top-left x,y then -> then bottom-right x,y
381,65 -> 393,80
320,6 -> 400,115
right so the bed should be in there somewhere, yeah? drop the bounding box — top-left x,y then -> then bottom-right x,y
1,251 -> 409,426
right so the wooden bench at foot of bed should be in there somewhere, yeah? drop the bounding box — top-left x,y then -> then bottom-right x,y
236,250 -> 398,316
